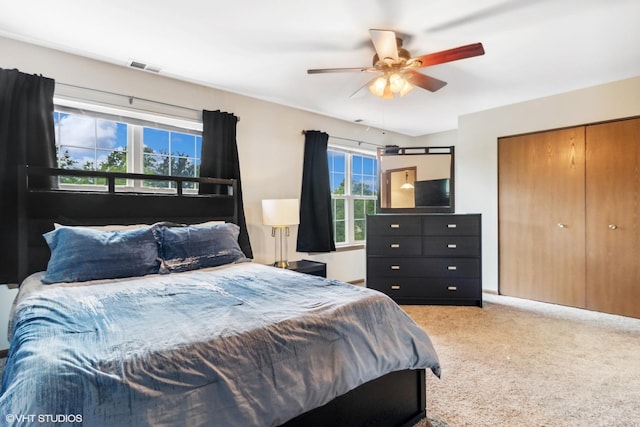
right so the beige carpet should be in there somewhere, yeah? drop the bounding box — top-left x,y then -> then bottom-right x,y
407,293 -> 640,427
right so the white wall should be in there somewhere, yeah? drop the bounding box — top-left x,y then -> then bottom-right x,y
0,36 -> 415,287
418,77 -> 640,292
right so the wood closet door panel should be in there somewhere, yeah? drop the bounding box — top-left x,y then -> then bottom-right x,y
498,127 -> 586,307
586,118 -> 640,318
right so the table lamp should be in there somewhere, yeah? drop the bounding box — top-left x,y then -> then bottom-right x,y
262,198 -> 300,268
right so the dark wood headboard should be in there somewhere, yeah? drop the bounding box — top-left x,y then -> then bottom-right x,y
15,166 -> 238,283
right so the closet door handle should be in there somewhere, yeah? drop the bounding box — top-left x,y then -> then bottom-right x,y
608,224 -> 618,230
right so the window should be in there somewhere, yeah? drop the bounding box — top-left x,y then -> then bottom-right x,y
328,148 -> 378,245
142,128 -> 201,189
53,108 -> 202,190
54,112 -> 128,185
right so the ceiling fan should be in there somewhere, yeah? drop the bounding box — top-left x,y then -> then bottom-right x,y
307,29 -> 485,99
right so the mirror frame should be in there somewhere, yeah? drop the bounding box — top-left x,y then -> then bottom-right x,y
376,146 -> 455,214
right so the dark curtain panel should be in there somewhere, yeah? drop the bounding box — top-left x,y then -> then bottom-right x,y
296,130 -> 336,253
0,68 -> 57,283
199,109 -> 253,259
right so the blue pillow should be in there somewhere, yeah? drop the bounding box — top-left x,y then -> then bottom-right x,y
156,223 -> 247,273
42,226 -> 161,283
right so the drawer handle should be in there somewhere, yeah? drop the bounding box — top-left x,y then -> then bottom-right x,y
447,244 -> 457,249
447,224 -> 457,228
391,285 -> 401,290
390,224 -> 400,228
391,265 -> 401,270
447,286 -> 458,291
390,243 -> 400,248
447,265 -> 457,271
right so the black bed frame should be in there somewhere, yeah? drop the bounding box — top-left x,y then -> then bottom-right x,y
13,165 -> 429,427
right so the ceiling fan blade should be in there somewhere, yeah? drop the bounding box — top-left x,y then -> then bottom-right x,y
369,29 -> 398,61
307,67 -> 376,74
410,43 -> 485,68
404,70 -> 447,92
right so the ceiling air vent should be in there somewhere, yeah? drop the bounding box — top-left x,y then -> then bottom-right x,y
128,60 -> 161,73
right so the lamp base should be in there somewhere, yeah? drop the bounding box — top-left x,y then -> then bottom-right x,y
273,260 -> 290,269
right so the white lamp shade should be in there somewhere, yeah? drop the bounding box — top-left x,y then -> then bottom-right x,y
262,199 -> 300,226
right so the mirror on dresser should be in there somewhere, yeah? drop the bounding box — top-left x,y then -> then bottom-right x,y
377,146 -> 454,213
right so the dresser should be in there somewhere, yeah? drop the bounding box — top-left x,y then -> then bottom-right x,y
366,214 -> 482,306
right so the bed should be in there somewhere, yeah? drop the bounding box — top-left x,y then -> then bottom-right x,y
0,166 -> 441,427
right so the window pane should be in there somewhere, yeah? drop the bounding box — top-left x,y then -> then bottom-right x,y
354,218 -> 366,241
354,199 -> 365,219
144,154 -> 170,176
328,150 -> 347,195
97,149 -> 126,173
332,199 -> 346,244
333,198 -> 345,221
171,132 -> 196,157
351,175 -> 363,196
331,172 -> 345,195
352,155 -> 363,174
365,199 -> 377,215
195,136 -> 202,160
363,176 -> 376,196
96,119 -> 126,150
363,157 -> 375,175
171,156 -> 196,177
144,128 -> 169,154
58,114 -> 93,148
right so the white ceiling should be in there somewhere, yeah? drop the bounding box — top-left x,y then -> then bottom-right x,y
1,0 -> 639,136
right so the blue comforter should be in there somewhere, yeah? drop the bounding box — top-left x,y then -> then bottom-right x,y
1,263 -> 440,426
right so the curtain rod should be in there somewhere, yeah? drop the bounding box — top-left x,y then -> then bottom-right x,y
301,130 -> 382,148
55,82 -> 239,121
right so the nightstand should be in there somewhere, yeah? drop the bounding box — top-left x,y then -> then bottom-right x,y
283,259 -> 327,278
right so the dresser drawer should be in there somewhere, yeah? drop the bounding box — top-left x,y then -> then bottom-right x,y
423,215 -> 480,236
367,236 -> 421,256
367,257 -> 480,278
367,215 -> 421,236
422,236 -> 480,257
368,277 -> 481,299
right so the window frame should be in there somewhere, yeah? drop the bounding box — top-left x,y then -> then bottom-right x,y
53,102 -> 203,193
328,145 -> 378,247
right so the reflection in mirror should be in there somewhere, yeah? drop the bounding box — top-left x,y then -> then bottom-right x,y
377,146 -> 455,213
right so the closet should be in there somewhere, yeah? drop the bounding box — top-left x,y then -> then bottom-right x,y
498,117 -> 640,318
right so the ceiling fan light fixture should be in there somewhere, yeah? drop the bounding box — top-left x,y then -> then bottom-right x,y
399,79 -> 414,96
369,76 -> 388,97
389,73 -> 404,93
382,82 -> 394,99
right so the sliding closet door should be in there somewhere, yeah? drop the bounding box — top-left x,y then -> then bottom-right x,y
498,127 -> 586,306
586,118 -> 640,318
